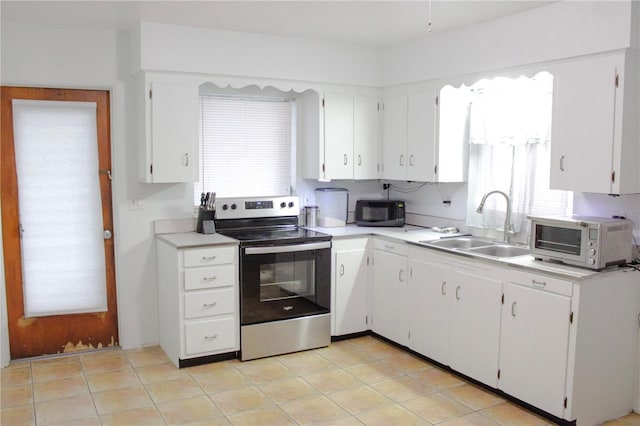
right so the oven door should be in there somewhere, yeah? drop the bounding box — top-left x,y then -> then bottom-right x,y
240,241 -> 331,325
531,221 -> 587,263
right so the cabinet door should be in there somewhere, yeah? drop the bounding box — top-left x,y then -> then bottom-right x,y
407,91 -> 436,182
149,81 -> 199,183
324,93 -> 354,180
550,55 -> 619,193
499,282 -> 571,418
407,257 -> 450,365
382,95 -> 408,180
448,269 -> 502,387
354,96 -> 380,180
372,249 -> 407,345
335,248 -> 369,335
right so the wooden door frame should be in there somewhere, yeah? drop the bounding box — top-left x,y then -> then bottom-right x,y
1,86 -> 118,359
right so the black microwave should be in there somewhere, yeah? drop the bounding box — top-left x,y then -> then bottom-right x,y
355,199 -> 405,227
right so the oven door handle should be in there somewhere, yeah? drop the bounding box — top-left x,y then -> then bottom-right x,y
244,241 -> 331,255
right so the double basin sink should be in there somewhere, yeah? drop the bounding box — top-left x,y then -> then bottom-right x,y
420,236 -> 530,259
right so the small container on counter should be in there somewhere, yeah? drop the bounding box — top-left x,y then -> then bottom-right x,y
304,205 -> 318,228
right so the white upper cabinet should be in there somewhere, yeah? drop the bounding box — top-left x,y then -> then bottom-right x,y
139,74 -> 199,183
304,91 -> 380,181
382,83 -> 466,183
551,51 -> 639,194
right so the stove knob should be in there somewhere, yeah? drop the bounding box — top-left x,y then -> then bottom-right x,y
288,202 -> 295,208
280,202 -> 286,208
222,204 -> 229,211
231,203 -> 237,210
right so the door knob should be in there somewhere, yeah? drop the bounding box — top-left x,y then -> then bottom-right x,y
103,230 -> 112,240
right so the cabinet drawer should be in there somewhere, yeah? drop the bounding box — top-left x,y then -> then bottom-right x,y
185,317 -> 236,355
184,288 -> 235,319
374,239 -> 408,256
508,270 -> 573,297
183,246 -> 235,268
184,265 -> 235,290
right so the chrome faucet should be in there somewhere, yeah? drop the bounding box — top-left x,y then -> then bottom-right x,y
476,190 -> 514,244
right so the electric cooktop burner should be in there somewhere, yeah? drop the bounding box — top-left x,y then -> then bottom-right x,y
217,227 -> 331,245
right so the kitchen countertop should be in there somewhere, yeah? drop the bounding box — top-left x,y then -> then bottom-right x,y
157,232 -> 239,248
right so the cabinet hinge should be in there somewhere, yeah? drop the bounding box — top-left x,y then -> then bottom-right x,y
149,89 -> 152,99
322,98 -> 325,108
434,164 -> 438,175
150,164 -> 153,174
570,311 -> 574,324
435,95 -> 439,106
611,171 -> 616,183
497,369 -> 501,379
322,163 -> 325,173
501,294 -> 504,304
564,397 -> 568,409
377,102 -> 380,111
377,164 -> 380,172
367,256 -> 370,266
410,267 -> 413,278
615,74 -> 619,88
408,331 -> 411,341
366,315 -> 368,325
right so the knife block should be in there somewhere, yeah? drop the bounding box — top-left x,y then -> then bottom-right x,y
196,208 -> 216,234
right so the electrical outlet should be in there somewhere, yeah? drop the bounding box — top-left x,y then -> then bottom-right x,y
129,199 -> 144,211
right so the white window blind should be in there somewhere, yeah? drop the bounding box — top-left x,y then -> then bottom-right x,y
194,95 -> 293,203
13,100 -> 107,317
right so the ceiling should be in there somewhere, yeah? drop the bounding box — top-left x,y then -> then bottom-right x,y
0,1 -> 555,48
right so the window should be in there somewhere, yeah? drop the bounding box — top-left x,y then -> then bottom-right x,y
460,72 -> 571,242
193,93 -> 294,204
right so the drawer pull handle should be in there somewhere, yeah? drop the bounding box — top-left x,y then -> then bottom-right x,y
204,334 -> 218,341
203,302 -> 217,309
339,264 -> 345,276
399,155 -> 405,166
441,281 -> 446,295
398,269 -> 404,282
532,280 -> 547,287
455,286 -> 461,300
202,255 -> 216,261
511,301 -> 517,317
384,245 -> 394,250
203,276 -> 217,281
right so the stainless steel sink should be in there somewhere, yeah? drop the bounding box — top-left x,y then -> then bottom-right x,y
468,245 -> 530,258
421,237 -> 496,250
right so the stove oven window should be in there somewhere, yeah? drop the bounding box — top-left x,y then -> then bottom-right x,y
259,260 -> 315,302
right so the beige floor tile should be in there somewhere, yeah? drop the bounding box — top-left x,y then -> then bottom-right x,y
157,395 -> 225,425
281,394 -> 351,426
210,385 -> 274,416
1,384 -> 32,408
317,416 -> 365,425
34,394 -> 97,425
410,366 -> 466,390
0,403 -> 35,426
479,402 -> 549,426
1,366 -> 32,387
145,376 -> 204,404
186,358 -> 241,375
439,412 -> 501,425
33,376 -> 89,402
259,377 -> 318,404
355,403 -> 429,425
235,360 -> 295,384
279,351 -> 336,376
100,406 -> 166,426
371,376 -> 435,402
360,341 -> 406,361
92,385 -> 154,414
228,405 -> 296,426
317,346 -> 373,368
604,412 -> 640,425
329,385 -> 392,415
443,384 -> 504,411
135,361 -> 188,384
32,361 -> 83,384
80,350 -> 130,374
303,369 -> 363,394
30,355 -> 80,368
403,393 -> 473,424
383,351 -> 434,373
344,360 -> 403,384
124,346 -> 171,368
85,366 -> 141,393
193,368 -> 252,394
48,416 -> 101,425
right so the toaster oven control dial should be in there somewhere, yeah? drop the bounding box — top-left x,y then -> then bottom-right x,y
588,257 -> 596,265
589,248 -> 596,256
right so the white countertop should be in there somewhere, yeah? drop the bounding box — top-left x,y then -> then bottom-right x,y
157,232 -> 239,248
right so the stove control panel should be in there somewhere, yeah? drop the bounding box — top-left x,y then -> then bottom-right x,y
215,196 -> 300,220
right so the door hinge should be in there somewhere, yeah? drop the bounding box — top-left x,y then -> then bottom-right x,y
434,164 -> 438,175
564,397 -> 568,408
322,98 -> 325,108
322,163 -> 325,173
435,95 -> 439,106
410,267 -> 413,278
367,256 -> 370,266
570,311 -> 574,324
497,369 -> 501,379
377,102 -> 380,111
150,164 -> 153,174
501,294 -> 504,304
611,171 -> 616,183
149,89 -> 152,99
615,74 -> 619,88
366,315 -> 368,325
408,331 -> 411,341
99,169 -> 112,180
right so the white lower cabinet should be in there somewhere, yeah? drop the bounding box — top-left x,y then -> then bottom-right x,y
498,272 -> 572,418
372,239 -> 408,346
157,240 -> 239,367
332,238 -> 371,336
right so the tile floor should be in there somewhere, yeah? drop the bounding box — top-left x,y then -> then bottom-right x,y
1,335 -> 639,425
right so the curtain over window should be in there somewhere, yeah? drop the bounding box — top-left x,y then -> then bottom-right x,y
194,94 -> 293,203
464,72 -> 571,242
